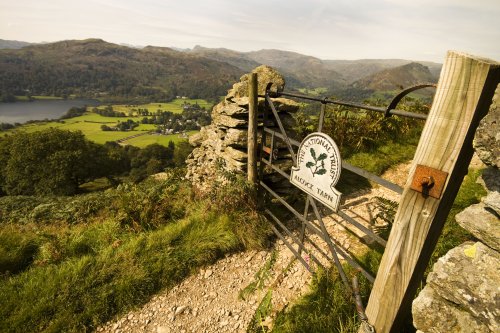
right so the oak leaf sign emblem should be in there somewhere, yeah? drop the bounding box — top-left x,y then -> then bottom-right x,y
306,148 -> 327,177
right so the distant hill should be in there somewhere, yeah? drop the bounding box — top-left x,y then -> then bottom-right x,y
189,46 -> 442,94
324,59 -> 441,83
0,39 -> 243,101
332,62 -> 438,101
0,39 -> 32,49
189,47 -> 347,90
245,49 -> 347,89
189,45 -> 261,72
0,38 -> 443,102
351,62 -> 436,91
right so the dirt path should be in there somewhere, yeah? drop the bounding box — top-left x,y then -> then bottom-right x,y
97,162 -> 411,333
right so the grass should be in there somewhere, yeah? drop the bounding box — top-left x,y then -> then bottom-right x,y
93,98 -> 213,115
239,250 -> 277,301
271,252 -> 379,333
0,174 -> 272,333
0,213 -> 239,332
121,131 -> 198,147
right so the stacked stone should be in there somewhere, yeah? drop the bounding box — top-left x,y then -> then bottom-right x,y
185,65 -> 300,191
412,86 -> 500,333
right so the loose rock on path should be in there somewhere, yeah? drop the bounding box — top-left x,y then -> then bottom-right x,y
98,162 -> 414,333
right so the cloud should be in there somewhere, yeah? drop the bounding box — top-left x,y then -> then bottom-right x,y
0,0 -> 498,61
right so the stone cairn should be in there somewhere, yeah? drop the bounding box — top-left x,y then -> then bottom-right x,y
412,86 -> 500,332
185,65 -> 300,192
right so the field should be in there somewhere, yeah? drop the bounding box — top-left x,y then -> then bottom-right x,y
121,131 -> 197,146
94,99 -> 213,115
1,98 -> 210,147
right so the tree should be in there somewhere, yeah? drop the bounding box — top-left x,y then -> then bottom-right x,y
128,143 -> 175,182
173,141 -> 193,167
0,129 -> 111,195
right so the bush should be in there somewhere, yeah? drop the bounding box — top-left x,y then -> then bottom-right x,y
0,227 -> 39,276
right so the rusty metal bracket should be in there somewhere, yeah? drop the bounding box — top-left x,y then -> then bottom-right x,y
262,145 -> 278,160
410,164 -> 448,199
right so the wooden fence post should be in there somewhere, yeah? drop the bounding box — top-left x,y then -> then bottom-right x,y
360,52 -> 500,332
248,72 -> 258,184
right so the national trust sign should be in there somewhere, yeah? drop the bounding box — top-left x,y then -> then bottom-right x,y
290,132 -> 342,211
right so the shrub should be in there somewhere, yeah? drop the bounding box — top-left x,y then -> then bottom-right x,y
0,227 -> 39,275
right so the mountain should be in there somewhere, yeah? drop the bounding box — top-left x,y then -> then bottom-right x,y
351,62 -> 436,91
189,47 -> 347,90
0,39 -> 32,49
324,59 -> 441,83
0,39 -> 244,101
189,45 -> 261,72
245,49 -> 347,89
189,46 -> 442,94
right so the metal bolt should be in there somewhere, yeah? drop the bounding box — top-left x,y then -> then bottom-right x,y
420,176 -> 435,187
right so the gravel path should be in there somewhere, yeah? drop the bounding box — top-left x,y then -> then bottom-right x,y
97,162 -> 412,333
97,246 -> 312,333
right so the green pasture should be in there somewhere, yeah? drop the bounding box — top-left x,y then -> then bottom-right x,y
3,115 -> 146,145
121,131 -> 197,147
3,114 -> 196,146
93,98 -> 213,116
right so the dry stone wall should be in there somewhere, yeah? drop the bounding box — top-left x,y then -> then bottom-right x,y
412,85 -> 500,333
186,65 -> 299,190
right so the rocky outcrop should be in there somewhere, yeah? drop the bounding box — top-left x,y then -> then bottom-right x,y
473,85 -> 499,168
455,202 -> 500,252
412,85 -> 500,333
413,242 -> 500,332
185,65 -> 299,190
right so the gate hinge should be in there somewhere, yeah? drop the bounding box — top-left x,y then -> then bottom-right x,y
410,164 -> 448,199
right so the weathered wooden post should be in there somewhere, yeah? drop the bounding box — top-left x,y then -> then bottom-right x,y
248,72 -> 258,184
359,52 -> 500,332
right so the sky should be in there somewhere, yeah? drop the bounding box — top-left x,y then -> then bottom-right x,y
1,0 -> 499,62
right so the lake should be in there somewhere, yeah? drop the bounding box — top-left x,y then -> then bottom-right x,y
0,99 -> 99,124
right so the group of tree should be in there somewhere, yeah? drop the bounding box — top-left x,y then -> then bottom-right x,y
101,119 -> 140,131
0,128 -> 193,196
93,106 -> 127,117
61,106 -> 87,119
0,123 -> 16,131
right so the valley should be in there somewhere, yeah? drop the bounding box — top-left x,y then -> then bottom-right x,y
0,98 -> 212,147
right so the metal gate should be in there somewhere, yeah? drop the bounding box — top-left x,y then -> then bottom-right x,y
256,84 -> 434,327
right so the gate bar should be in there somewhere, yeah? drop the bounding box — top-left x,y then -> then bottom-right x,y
262,127 -> 403,194
268,223 -> 313,272
335,210 -> 388,247
265,208 -> 323,268
260,180 -> 376,282
269,91 -> 429,120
